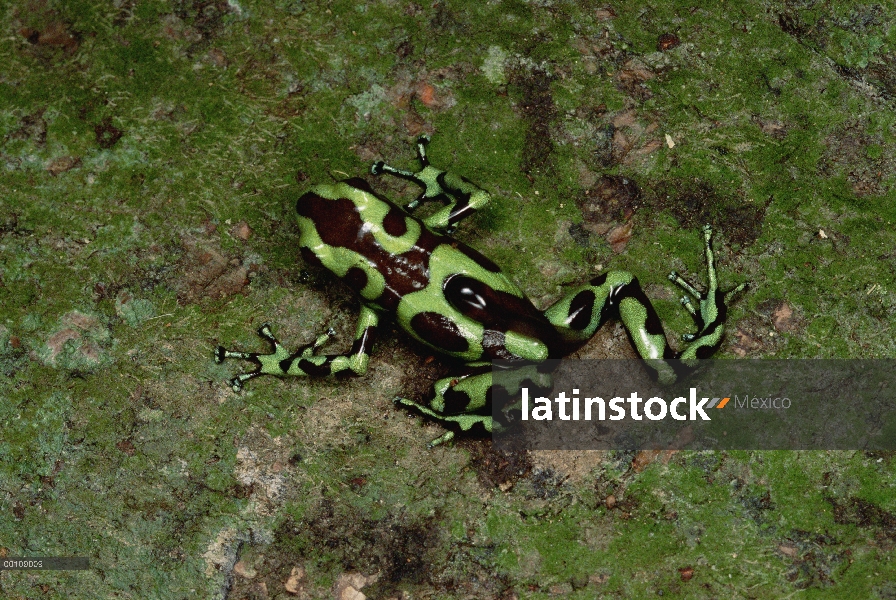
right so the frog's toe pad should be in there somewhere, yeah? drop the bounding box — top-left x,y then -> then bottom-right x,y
371,161 -> 385,175
228,377 -> 243,392
428,430 -> 455,448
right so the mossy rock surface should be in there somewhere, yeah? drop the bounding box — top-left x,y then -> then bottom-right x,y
2,1 -> 895,598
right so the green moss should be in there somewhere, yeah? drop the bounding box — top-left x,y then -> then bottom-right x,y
3,0 -> 896,596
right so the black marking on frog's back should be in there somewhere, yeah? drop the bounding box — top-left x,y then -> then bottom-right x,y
589,273 -> 608,287
343,266 -> 368,292
297,188 -> 435,310
409,311 -> 470,353
442,386 -> 472,414
442,384 -> 492,416
297,184 -> 506,312
342,177 -> 377,195
443,274 -> 566,358
297,195 -> 361,248
382,206 -> 408,237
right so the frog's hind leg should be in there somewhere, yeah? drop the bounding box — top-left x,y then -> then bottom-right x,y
214,305 -> 379,392
394,369 -> 494,447
371,136 -> 491,232
542,226 -> 747,382
214,322 -> 322,391
544,270 -> 677,360
395,363 -> 551,447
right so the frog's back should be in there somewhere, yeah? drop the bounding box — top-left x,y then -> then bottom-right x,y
296,179 -> 562,360
296,178 -> 491,310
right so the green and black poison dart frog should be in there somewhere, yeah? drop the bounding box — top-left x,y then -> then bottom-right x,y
215,136 -> 748,447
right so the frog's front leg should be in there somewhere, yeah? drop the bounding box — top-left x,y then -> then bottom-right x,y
214,304 -> 379,391
371,136 -> 491,232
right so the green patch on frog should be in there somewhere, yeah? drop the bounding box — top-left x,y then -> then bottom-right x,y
215,137 -> 748,447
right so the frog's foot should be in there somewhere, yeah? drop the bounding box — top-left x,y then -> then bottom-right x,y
667,225 -> 748,353
371,136 -> 449,210
214,323 -> 336,392
371,135 -> 431,176
392,369 -> 499,447
371,136 -> 491,232
393,396 -> 492,448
